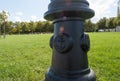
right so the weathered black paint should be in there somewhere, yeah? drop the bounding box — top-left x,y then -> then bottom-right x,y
44,0 -> 96,81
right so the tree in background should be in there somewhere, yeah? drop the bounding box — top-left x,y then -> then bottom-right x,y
5,21 -> 13,34
0,20 -> 2,37
0,10 -> 119,34
106,17 -> 116,31
0,10 -> 9,38
14,22 -> 22,34
29,21 -> 36,34
84,20 -> 96,32
96,17 -> 107,30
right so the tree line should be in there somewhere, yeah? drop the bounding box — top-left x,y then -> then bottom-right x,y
0,11 -> 120,36
85,16 -> 120,32
0,21 -> 54,34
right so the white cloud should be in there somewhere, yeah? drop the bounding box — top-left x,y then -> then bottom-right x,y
10,12 -> 23,22
15,12 -> 23,16
14,16 -> 21,22
9,12 -> 23,22
39,18 -> 46,21
88,0 -> 118,22
31,15 -> 37,20
30,15 -> 41,21
9,0 -> 118,22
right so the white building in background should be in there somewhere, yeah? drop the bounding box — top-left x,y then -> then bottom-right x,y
116,26 -> 120,32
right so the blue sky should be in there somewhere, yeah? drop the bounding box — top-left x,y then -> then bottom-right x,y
0,0 -> 118,22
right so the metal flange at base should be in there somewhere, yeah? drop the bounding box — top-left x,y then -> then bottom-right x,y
44,69 -> 96,81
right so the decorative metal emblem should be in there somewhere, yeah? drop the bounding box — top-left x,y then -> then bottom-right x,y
54,33 -> 73,53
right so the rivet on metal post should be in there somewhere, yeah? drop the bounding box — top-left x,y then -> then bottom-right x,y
44,0 -> 96,81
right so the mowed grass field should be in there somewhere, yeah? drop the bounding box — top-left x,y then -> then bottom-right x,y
0,32 -> 120,81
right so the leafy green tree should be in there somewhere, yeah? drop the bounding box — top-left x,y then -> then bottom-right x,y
97,17 -> 107,30
42,21 -> 53,33
0,22 -> 2,37
113,18 -> 118,31
0,10 -> 9,38
21,22 -> 30,34
14,22 -> 22,34
5,21 -> 13,34
35,21 -> 43,33
11,27 -> 17,34
43,21 -> 53,32
84,20 -> 96,32
106,17 -> 116,30
29,21 -> 36,34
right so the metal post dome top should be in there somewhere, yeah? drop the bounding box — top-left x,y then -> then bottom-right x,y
44,0 -> 95,20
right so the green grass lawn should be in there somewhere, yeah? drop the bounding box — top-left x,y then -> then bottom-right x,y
0,33 -> 120,81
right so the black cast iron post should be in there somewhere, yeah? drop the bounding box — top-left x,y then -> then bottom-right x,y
44,0 -> 96,81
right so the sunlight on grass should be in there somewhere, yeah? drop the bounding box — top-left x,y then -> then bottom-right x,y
0,33 -> 120,81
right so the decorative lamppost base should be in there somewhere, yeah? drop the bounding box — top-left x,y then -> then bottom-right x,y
44,0 -> 96,81
44,68 -> 96,81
